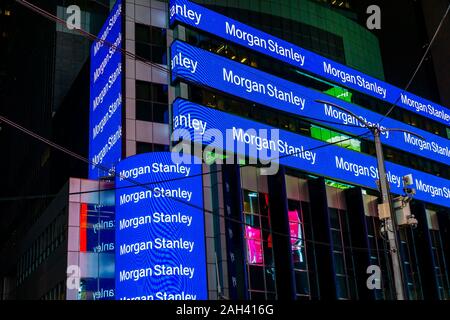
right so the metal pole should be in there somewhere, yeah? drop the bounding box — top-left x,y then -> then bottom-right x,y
314,99 -> 408,300
373,128 -> 405,300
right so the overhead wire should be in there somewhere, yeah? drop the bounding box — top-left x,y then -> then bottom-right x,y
377,3 -> 450,124
8,0 -> 437,254
0,106 -> 377,253
16,0 -> 371,129
10,0 -> 442,255
0,112 -> 372,202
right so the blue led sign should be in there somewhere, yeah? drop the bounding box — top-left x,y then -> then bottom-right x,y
173,98 -> 450,208
115,152 -> 207,300
89,0 -> 123,179
170,41 -> 450,166
169,0 -> 450,126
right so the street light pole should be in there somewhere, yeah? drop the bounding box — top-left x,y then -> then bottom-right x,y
372,128 -> 405,300
314,99 -> 416,300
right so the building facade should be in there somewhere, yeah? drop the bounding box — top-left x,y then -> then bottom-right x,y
119,0 -> 449,300
1,0 -> 450,300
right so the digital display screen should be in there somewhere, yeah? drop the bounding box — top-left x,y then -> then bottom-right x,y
88,0 -> 123,179
171,40 -> 450,166
172,98 -> 450,208
115,152 -> 208,300
169,0 -> 450,126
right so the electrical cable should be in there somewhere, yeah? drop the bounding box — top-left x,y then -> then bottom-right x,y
8,0 -> 438,257
377,3 -> 450,124
89,0 -> 450,133
0,112 -> 372,201
0,111 -> 385,254
8,0 -> 443,256
4,2 -> 379,201
15,0 -> 442,298
18,0 -> 450,137
15,0 -> 169,74
0,0 -> 376,249
15,0 -> 371,130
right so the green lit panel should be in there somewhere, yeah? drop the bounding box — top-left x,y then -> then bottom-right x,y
324,86 -> 352,102
310,124 -> 361,152
325,179 -> 354,190
204,150 -> 229,165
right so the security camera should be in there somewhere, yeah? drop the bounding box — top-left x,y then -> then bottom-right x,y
380,221 -> 387,234
404,187 -> 416,196
403,174 -> 413,186
407,214 -> 418,228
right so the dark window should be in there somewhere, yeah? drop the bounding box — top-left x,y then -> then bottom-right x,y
365,216 -> 395,300
136,142 -> 168,154
135,24 -> 167,64
136,81 -> 168,123
428,224 -> 450,300
328,208 -> 358,299
136,100 -> 152,122
399,228 -> 423,300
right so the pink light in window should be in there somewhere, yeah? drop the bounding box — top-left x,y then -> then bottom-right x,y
245,226 -> 263,265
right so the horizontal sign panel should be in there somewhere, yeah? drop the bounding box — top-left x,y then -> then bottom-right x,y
172,98 -> 450,208
169,0 -> 450,126
170,40 -> 450,166
115,152 -> 207,300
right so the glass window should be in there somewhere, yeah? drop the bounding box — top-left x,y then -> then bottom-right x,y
294,271 -> 310,296
243,190 -> 259,214
135,24 -> 167,64
136,81 -> 151,101
329,208 -> 358,299
136,142 -> 168,154
399,228 -> 423,300
242,186 -> 276,299
287,196 -> 318,299
329,208 -> 340,229
136,142 -> 152,154
428,229 -> 450,299
136,100 -> 152,122
365,215 -> 394,299
333,252 -> 346,275
135,81 -> 168,123
135,24 -> 150,43
336,275 -> 349,299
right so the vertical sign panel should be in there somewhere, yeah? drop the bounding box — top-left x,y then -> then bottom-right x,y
89,0 -> 123,179
115,152 -> 208,300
